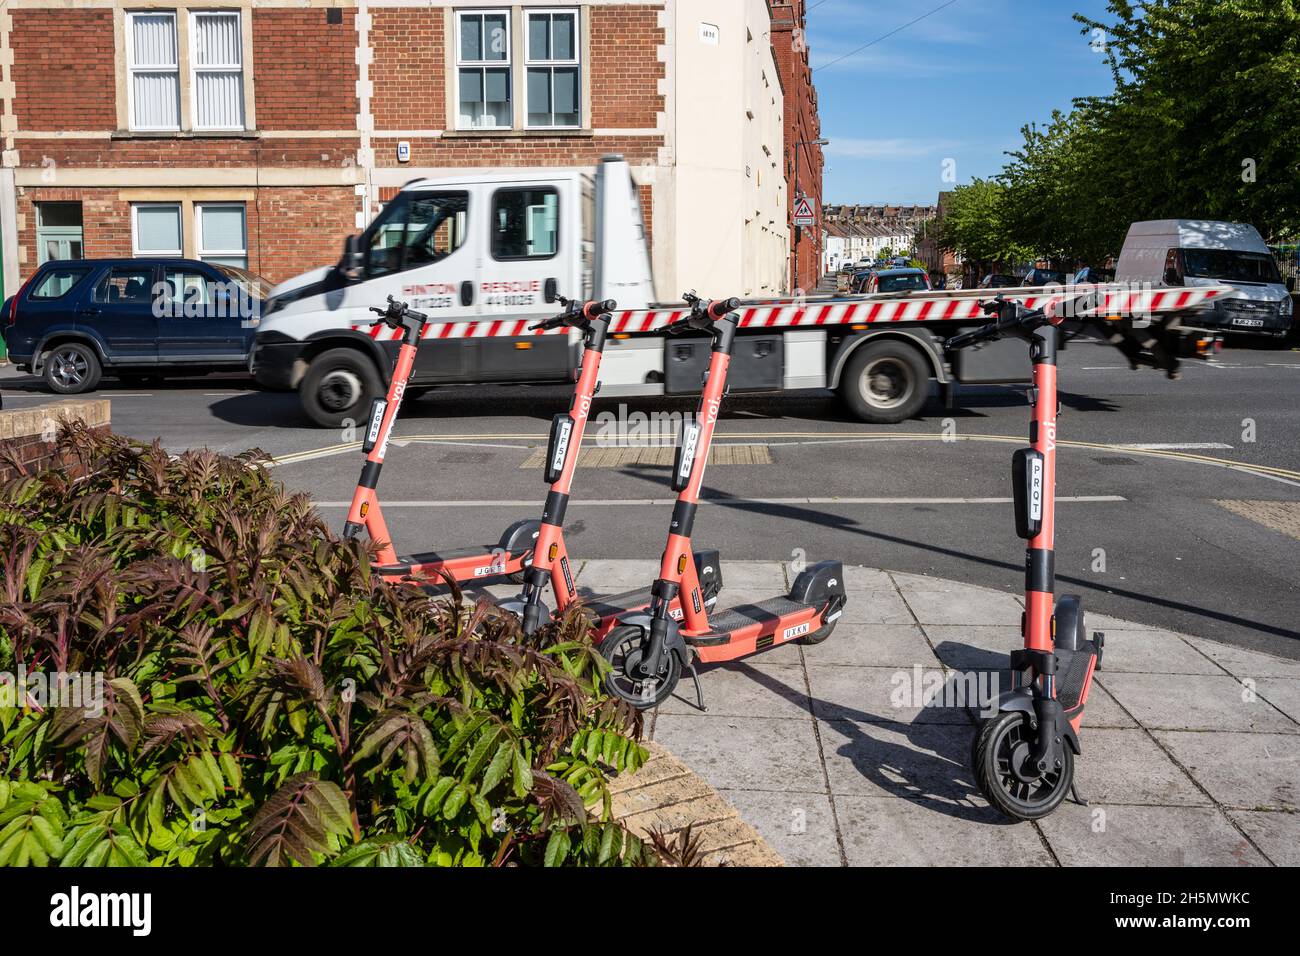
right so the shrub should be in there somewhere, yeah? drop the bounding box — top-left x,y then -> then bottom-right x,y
0,424 -> 655,867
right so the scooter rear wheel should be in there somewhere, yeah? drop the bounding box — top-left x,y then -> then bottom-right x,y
972,711 -> 1074,821
799,620 -> 837,646
600,625 -> 681,709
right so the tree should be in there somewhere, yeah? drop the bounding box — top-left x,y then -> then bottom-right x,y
1071,0 -> 1300,243
939,179 -> 1033,265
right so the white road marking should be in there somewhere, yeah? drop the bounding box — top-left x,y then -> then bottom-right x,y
1,391 -> 155,398
1119,442 -> 1233,450
312,495 -> 1128,508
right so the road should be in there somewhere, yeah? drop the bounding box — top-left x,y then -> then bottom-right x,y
3,333 -> 1299,660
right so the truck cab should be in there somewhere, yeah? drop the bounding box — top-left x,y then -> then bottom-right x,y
251,157 -> 653,426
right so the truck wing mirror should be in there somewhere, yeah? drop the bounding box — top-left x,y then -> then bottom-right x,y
544,278 -> 558,304
1163,267 -> 1182,287
340,235 -> 364,281
1286,276 -> 1296,293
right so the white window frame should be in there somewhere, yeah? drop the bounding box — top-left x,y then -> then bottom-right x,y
455,9 -> 513,131
126,10 -> 181,132
131,203 -> 184,257
195,203 -> 248,266
188,10 -> 245,131
524,8 -> 581,130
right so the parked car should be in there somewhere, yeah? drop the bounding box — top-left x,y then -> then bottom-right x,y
2,258 -> 269,394
978,273 -> 1022,289
1022,267 -> 1070,286
853,268 -> 931,295
1071,266 -> 1116,285
1115,219 -> 1293,338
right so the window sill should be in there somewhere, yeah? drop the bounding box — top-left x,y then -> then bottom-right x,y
441,128 -> 593,140
112,130 -> 261,141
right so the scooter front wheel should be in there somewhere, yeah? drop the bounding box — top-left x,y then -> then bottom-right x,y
972,711 -> 1074,821
600,625 -> 681,709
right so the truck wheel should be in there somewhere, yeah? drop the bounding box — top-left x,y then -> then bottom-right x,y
43,343 -> 102,395
839,339 -> 931,423
300,348 -> 382,428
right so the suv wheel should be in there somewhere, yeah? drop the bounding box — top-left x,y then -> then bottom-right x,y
43,343 -> 102,395
300,348 -> 382,428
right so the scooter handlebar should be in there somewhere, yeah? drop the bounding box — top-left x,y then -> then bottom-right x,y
528,297 -> 618,330
369,295 -> 428,328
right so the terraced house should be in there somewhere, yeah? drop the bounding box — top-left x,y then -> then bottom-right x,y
0,0 -> 809,301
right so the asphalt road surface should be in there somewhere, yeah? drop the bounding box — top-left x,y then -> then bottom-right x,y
4,334 -> 1299,660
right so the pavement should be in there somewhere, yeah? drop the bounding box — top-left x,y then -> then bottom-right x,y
472,558 -> 1299,867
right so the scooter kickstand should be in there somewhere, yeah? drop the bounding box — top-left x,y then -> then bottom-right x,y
687,663 -> 707,713
1069,777 -> 1088,807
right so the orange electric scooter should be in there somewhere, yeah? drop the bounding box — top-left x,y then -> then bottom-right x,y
945,294 -> 1102,820
502,296 -> 723,635
341,296 -> 539,584
598,293 -> 847,710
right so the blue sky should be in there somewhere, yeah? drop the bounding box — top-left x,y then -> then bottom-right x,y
807,0 -> 1118,204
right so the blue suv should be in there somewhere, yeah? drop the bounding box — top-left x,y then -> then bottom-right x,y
2,258 -> 269,394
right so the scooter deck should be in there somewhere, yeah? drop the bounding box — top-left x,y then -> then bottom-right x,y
686,595 -> 822,663
580,586 -> 718,623
374,545 -> 527,582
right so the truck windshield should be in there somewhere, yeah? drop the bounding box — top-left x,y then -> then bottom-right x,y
365,191 -> 470,278
1182,249 -> 1282,284
877,274 -> 927,292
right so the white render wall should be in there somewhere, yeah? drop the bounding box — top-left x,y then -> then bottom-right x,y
653,0 -> 788,302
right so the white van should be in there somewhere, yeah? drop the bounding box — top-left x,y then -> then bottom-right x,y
1115,220 -> 1292,338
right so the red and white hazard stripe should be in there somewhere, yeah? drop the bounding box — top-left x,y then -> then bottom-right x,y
351,287 -> 1228,341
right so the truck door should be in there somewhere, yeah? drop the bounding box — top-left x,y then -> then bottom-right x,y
476,182 -> 572,380
350,188 -> 477,379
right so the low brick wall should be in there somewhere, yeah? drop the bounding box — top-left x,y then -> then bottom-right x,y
0,399 -> 111,480
610,742 -> 784,866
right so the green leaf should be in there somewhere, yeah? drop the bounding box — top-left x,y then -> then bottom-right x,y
544,829 -> 571,868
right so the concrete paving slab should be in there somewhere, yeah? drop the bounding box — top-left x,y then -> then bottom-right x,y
927,624 -> 1020,671
1039,804 -> 1267,866
818,720 -> 976,801
1078,681 -> 1139,729
899,586 -> 1024,626
715,560 -> 789,591
658,661 -> 810,719
716,789 -> 842,867
1183,637 -> 1300,679
843,565 -> 895,590
574,558 -> 657,590
807,664 -> 978,725
1100,672 -> 1298,733
1096,628 -> 1226,675
805,622 -> 937,667
836,586 -> 914,625
651,713 -> 826,793
1071,728 -> 1207,806
1255,678 -> 1300,725
835,795 -> 1056,867
1156,731 -> 1300,810
1226,810 -> 1300,866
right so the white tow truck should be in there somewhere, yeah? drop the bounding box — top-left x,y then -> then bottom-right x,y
251,156 -> 1227,428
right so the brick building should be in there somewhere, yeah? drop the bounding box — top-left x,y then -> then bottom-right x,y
770,0 -> 822,293
0,0 -> 797,300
